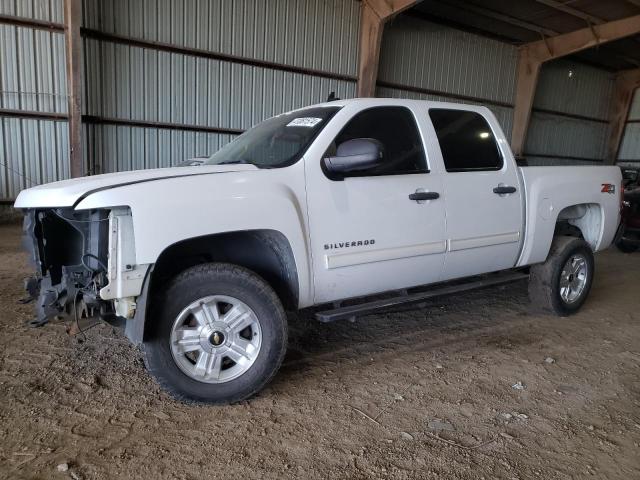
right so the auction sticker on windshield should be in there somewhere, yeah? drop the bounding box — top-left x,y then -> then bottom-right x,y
287,117 -> 323,128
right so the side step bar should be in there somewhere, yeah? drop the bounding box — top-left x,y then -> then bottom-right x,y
315,271 -> 530,323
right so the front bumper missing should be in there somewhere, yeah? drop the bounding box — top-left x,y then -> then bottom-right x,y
21,209 -> 110,327
22,207 -> 151,329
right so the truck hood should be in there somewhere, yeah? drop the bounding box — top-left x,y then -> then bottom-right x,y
14,164 -> 259,209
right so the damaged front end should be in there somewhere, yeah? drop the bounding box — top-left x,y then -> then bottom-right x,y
22,207 -> 148,329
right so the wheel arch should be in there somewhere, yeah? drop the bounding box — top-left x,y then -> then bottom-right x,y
518,201 -> 606,267
127,229 -> 299,345
554,202 -> 603,250
542,203 -> 603,264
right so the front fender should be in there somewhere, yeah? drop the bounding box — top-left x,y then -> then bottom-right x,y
75,164 -> 313,307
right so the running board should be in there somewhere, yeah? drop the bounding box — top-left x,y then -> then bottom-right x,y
315,271 -> 529,323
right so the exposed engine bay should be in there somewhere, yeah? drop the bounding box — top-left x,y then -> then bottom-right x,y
22,208 -> 112,327
22,208 -> 148,328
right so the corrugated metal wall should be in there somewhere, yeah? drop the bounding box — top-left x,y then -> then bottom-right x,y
525,59 -> 614,166
0,0 -> 64,22
82,0 -> 359,78
377,17 -> 617,167
377,15 -> 517,140
1,117 -> 69,197
0,0 -> 69,199
618,90 -> 640,166
83,123 -> 236,172
2,0 -> 360,197
81,0 -> 360,174
2,1 -> 637,200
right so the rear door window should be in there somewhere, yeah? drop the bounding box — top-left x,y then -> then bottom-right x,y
429,109 -> 503,172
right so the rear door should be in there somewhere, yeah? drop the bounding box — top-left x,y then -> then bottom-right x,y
427,108 -> 524,280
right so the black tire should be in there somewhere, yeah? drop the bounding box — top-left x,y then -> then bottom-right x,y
142,263 -> 287,404
616,238 -> 638,253
528,236 -> 594,316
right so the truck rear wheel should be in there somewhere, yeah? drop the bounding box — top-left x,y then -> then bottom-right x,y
528,236 -> 594,316
143,263 -> 287,404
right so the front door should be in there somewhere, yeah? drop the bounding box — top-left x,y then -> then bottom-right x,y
428,108 -> 523,280
305,105 -> 447,304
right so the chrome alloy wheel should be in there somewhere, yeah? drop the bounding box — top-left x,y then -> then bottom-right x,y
170,295 -> 262,384
559,254 -> 588,304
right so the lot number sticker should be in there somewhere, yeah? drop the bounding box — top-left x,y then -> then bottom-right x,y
287,117 -> 323,128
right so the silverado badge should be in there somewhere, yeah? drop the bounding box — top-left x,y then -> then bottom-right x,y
324,239 -> 376,250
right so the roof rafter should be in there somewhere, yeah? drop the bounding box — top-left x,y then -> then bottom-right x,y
533,0 -> 640,56
511,14 -> 640,156
533,0 -> 604,25
439,0 -> 557,36
524,14 -> 640,61
438,0 -> 639,67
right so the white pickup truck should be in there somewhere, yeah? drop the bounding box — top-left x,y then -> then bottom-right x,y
15,99 -> 622,404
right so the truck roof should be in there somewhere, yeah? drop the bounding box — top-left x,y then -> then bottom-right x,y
297,97 -> 492,115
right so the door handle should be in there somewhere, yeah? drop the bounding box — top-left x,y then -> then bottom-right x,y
493,186 -> 517,195
409,191 -> 439,201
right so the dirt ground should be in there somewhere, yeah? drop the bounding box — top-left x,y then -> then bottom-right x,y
0,223 -> 639,480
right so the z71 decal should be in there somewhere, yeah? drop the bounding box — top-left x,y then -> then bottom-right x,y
601,183 -> 616,194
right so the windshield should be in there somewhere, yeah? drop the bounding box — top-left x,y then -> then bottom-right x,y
206,106 -> 341,168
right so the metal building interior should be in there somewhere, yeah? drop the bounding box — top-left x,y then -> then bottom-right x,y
0,0 -> 639,202
1,1 -> 640,479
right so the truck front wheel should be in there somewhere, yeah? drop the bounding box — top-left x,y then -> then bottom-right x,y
142,263 -> 288,404
528,236 -> 594,316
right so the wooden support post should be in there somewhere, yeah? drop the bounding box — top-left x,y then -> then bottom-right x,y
357,0 -> 419,98
64,0 -> 83,178
607,69 -> 640,164
357,3 -> 384,98
511,51 -> 542,158
511,14 -> 640,157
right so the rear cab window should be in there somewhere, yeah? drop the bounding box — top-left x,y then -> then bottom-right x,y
428,109 -> 503,172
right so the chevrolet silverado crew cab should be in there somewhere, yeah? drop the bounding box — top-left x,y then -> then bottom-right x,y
15,99 -> 622,404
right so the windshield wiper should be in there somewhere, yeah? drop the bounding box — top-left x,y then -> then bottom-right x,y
215,159 -> 253,165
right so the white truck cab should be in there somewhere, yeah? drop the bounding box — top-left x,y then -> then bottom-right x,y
15,98 -> 622,404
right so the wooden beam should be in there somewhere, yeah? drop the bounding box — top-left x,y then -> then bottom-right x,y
357,3 -> 384,98
537,1 -> 640,59
607,69 -> 640,164
441,1 -> 639,68
442,0 -> 638,68
0,13 -> 64,32
525,15 -> 640,63
357,0 -> 420,97
533,0 -> 640,60
511,50 -> 542,158
0,108 -> 69,121
511,14 -> 640,156
64,0 -> 83,178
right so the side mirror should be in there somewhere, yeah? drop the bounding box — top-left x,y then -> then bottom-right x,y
324,138 -> 383,173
